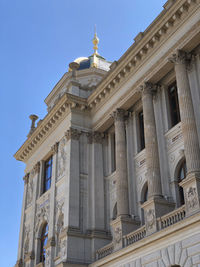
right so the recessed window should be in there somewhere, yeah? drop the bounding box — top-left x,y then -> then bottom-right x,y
178,160 -> 187,206
43,156 -> 53,193
168,82 -> 180,128
40,223 -> 48,263
111,133 -> 116,172
138,111 -> 145,152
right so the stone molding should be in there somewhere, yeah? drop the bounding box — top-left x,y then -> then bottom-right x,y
88,0 -> 198,110
65,127 -> 81,141
14,93 -> 88,162
51,142 -> 59,155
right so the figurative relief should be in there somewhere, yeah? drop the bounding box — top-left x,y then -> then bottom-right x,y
56,200 -> 64,256
186,187 -> 198,210
113,227 -> 122,245
146,209 -> 155,230
26,178 -> 33,206
24,225 -> 30,257
35,200 -> 50,234
57,138 -> 67,179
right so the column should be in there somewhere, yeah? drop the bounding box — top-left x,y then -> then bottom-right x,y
112,109 -> 129,217
140,82 -> 174,235
141,82 -> 163,199
170,50 -> 200,215
111,109 -> 140,251
15,173 -> 29,267
87,132 -> 107,260
46,142 -> 59,267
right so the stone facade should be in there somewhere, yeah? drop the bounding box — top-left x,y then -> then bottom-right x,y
15,0 -> 200,267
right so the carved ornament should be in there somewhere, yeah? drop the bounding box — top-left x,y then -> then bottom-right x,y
65,127 -> 81,141
112,108 -> 126,122
51,142 -> 59,155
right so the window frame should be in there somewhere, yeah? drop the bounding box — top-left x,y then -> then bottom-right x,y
43,156 -> 53,193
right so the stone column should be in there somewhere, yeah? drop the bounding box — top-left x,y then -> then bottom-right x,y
141,82 -> 163,199
46,142 -> 59,267
111,109 -> 140,251
140,83 -> 174,235
87,131 -> 108,260
112,109 -> 129,217
15,173 -> 29,267
170,50 -> 200,216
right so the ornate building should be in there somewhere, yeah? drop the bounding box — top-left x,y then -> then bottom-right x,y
15,0 -> 200,267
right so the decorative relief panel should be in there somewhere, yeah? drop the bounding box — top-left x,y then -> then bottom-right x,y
55,198 -> 64,256
26,178 -> 33,207
145,209 -> 156,231
57,137 -> 67,180
35,195 -> 50,233
23,225 -> 30,257
186,187 -> 198,210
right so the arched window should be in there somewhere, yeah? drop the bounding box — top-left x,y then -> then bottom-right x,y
40,223 -> 48,263
112,203 -> 117,220
178,160 -> 187,206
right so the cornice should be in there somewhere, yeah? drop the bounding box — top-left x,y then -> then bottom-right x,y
14,93 -> 89,162
88,0 -> 199,111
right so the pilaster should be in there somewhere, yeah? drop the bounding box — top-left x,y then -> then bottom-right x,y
16,173 -> 29,266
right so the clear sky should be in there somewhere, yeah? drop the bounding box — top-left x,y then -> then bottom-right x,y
0,0 -> 166,266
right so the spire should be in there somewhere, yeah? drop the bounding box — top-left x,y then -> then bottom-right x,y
92,25 -> 99,55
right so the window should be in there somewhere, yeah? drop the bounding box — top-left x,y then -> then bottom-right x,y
168,82 -> 180,128
111,133 -> 116,172
178,160 -> 187,206
138,111 -> 145,151
40,223 -> 48,263
43,156 -> 53,193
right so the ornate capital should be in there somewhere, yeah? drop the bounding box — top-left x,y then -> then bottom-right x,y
112,108 -> 126,122
65,127 -> 81,141
168,50 -> 192,65
140,82 -> 157,96
87,132 -> 104,144
15,259 -> 23,267
23,173 -> 30,184
33,162 -> 40,174
51,142 -> 59,155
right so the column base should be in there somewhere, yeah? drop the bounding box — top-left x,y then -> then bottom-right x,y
141,197 -> 175,235
179,172 -> 200,217
110,215 -> 140,251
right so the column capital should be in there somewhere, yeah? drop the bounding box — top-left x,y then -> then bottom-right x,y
112,108 -> 126,122
23,173 -> 30,184
86,131 -> 104,144
168,50 -> 192,65
65,127 -> 81,141
51,142 -> 59,155
33,162 -> 40,174
140,82 -> 158,96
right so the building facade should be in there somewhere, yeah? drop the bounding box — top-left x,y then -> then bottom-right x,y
15,0 -> 200,267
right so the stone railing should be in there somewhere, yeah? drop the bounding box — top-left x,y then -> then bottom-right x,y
96,205 -> 186,260
158,205 -> 186,229
96,242 -> 114,260
123,225 -> 146,247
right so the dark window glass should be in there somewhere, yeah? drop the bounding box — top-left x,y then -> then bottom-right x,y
168,83 -> 180,127
144,186 -> 148,202
138,111 -> 145,151
40,224 -> 48,263
43,156 -> 52,193
178,160 -> 187,205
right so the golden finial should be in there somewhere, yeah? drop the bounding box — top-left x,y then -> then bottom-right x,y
92,25 -> 99,55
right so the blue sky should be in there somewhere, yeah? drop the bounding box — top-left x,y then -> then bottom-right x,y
0,0 -> 166,266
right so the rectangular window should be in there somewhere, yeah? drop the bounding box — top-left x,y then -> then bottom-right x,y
168,82 -> 180,128
138,111 -> 145,151
111,133 -> 116,172
43,156 -> 52,193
